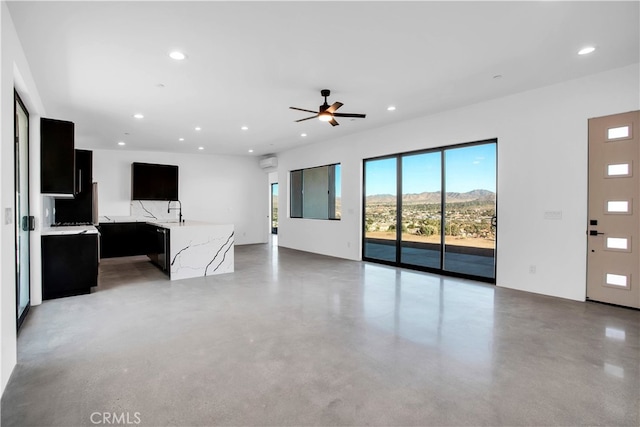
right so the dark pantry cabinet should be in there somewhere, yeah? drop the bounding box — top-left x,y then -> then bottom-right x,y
41,118 -> 75,195
55,150 -> 93,223
41,233 -> 98,300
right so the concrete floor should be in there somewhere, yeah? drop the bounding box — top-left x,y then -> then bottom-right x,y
2,241 -> 639,426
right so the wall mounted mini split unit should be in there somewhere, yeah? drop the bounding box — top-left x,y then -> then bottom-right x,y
259,156 -> 278,169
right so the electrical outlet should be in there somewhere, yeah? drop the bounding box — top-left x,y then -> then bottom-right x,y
529,265 -> 536,274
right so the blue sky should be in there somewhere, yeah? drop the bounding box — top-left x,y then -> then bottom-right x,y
365,143 -> 496,195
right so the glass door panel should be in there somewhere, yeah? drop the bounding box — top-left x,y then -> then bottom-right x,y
400,152 -> 442,268
443,143 -> 496,278
364,157 -> 397,262
271,183 -> 278,234
15,94 -> 30,329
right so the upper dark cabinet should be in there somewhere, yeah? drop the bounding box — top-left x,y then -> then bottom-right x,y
41,118 -> 75,195
131,162 -> 178,201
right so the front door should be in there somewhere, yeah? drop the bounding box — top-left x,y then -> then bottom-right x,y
587,111 -> 639,308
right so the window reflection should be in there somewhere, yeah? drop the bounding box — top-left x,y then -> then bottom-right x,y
362,264 -> 495,370
605,327 -> 626,341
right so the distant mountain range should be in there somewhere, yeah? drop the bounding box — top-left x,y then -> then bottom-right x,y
367,189 -> 495,204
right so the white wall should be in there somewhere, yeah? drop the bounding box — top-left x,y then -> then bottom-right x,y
276,64 -> 640,302
91,149 -> 269,245
1,1 -> 47,395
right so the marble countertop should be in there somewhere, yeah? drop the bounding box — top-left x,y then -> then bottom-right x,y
41,225 -> 99,236
99,216 -> 224,229
146,220 -> 222,229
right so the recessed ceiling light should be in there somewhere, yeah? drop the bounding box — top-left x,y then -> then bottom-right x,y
133,113 -> 144,119
169,51 -> 186,60
117,141 -> 126,146
195,127 -> 201,131
387,106 -> 396,111
578,46 -> 596,55
179,138 -> 184,141
301,133 -> 307,137
248,149 -> 254,153
241,126 -> 249,131
198,146 -> 204,150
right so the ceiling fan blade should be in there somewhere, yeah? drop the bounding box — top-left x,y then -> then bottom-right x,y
329,118 -> 340,127
290,107 -> 319,114
326,102 -> 343,114
332,113 -> 366,119
295,115 -> 318,122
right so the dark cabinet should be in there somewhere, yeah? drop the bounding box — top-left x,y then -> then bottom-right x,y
98,222 -> 137,258
55,150 -> 93,223
42,233 -> 98,300
98,222 -> 151,258
131,162 -> 178,201
41,118 -> 75,195
97,222 -> 169,274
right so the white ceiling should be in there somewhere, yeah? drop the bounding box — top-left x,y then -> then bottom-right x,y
7,1 -> 640,157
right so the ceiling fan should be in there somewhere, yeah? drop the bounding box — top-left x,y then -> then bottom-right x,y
290,89 -> 366,127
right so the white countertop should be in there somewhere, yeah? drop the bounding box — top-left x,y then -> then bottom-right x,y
146,220 -> 223,229
41,225 -> 99,236
99,216 -> 225,229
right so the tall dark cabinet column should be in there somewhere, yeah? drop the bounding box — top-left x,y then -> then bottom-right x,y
55,150 -> 93,223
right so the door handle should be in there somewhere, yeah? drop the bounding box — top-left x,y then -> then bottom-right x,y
21,216 -> 35,231
589,230 -> 604,236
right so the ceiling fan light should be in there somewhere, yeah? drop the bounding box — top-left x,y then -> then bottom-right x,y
318,112 -> 332,122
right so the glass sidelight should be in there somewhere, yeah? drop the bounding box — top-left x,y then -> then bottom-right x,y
363,140 -> 497,282
15,92 -> 31,330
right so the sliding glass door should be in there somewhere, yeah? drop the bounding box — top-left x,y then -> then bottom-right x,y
443,144 -> 496,278
15,92 -> 31,329
401,152 -> 442,269
363,140 -> 497,282
363,157 -> 397,263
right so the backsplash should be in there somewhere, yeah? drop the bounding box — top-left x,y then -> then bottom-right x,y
130,200 -> 179,221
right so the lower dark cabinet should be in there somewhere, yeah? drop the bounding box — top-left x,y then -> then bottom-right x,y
42,234 -> 98,300
98,222 -> 148,258
97,222 -> 169,274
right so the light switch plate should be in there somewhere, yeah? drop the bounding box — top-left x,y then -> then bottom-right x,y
4,208 -> 12,225
544,210 -> 562,220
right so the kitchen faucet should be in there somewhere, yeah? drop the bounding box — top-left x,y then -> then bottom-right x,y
167,200 -> 183,223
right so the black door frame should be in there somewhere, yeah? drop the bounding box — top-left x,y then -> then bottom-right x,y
15,90 -> 31,331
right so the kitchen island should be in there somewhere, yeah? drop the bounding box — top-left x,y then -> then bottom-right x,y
148,220 -> 234,280
99,217 -> 234,280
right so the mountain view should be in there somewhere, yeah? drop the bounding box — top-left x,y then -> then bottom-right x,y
365,189 -> 496,248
